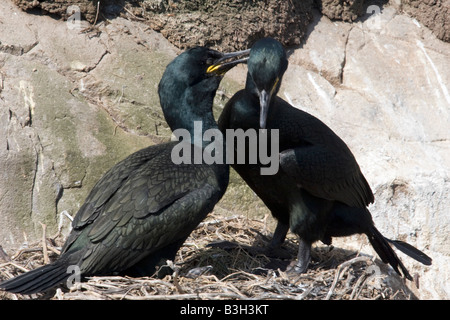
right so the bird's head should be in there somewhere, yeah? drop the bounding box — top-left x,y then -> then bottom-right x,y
246,38 -> 288,129
160,46 -> 249,95
159,46 -> 249,131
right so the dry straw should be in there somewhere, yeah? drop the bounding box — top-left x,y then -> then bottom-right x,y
0,214 -> 411,300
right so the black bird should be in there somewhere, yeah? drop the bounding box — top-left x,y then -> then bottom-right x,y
218,38 -> 432,279
0,46 -> 249,295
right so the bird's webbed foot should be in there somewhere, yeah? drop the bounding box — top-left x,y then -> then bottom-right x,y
286,238 -> 311,274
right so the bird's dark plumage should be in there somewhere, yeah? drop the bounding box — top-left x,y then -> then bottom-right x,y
218,38 -> 431,279
0,47 -> 248,294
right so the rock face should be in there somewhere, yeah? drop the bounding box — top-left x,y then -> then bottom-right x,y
12,0 -> 100,22
0,1 -> 174,249
121,0 -> 314,51
12,0 -> 314,50
316,0 -> 369,22
400,0 -> 450,42
1,0 -> 449,299
12,1 -> 449,44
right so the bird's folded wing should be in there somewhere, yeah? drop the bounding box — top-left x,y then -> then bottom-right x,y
79,183 -> 218,274
85,160 -> 205,243
279,146 -> 374,208
71,143 -> 172,228
63,142 -> 182,252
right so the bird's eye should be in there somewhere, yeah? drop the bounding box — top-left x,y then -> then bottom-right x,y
206,57 -> 214,66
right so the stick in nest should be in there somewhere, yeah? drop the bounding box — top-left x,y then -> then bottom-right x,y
0,214 -> 410,300
39,222 -> 49,264
325,256 -> 372,300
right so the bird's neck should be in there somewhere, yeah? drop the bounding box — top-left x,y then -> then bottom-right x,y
163,86 -> 220,148
183,114 -> 219,147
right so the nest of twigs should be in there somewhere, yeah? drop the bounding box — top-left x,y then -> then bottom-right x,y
0,214 -> 413,300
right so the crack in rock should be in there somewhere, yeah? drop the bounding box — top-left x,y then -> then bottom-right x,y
0,41 -> 38,56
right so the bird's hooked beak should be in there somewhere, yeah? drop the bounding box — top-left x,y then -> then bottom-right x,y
258,77 -> 280,129
259,89 -> 270,129
207,49 -> 250,76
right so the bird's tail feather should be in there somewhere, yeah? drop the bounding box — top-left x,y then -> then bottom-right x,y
385,238 -> 432,266
366,226 -> 413,280
0,261 -> 71,295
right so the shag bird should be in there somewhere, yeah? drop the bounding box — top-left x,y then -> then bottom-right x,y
218,37 -> 432,279
0,46 -> 249,294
